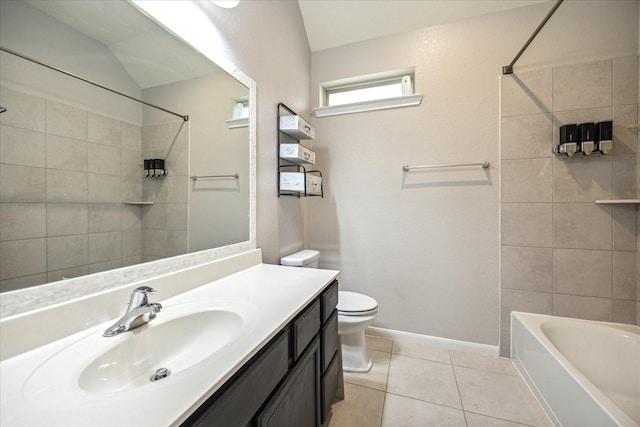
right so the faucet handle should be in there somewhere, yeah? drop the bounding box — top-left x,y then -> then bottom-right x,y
129,286 -> 157,308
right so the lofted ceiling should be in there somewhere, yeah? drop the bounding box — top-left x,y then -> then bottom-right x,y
25,0 -> 220,89
297,0 -> 549,52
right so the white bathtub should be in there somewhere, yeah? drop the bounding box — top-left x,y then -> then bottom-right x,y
511,312 -> 640,427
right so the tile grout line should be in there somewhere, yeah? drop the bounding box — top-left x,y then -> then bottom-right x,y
448,349 -> 469,426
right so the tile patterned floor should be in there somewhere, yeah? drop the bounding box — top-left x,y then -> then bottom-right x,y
329,335 -> 553,427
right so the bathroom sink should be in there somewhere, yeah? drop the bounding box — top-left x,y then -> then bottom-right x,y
24,299 -> 257,399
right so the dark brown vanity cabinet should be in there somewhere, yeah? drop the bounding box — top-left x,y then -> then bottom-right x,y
181,280 -> 340,427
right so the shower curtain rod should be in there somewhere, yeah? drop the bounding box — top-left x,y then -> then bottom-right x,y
502,0 -> 564,75
0,46 -> 189,121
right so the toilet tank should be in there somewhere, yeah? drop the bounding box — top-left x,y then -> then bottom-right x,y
280,250 -> 320,268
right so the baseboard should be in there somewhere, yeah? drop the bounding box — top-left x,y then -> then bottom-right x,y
366,326 -> 499,356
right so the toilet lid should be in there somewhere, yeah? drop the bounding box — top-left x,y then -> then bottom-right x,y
337,291 -> 378,313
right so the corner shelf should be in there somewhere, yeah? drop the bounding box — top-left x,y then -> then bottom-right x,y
595,199 -> 640,204
123,201 -> 154,205
277,103 -> 323,198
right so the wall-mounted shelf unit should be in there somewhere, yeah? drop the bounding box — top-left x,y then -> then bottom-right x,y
123,201 -> 154,205
277,103 -> 323,198
595,199 -> 640,204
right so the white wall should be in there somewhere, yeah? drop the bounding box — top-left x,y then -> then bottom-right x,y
309,0 -> 638,345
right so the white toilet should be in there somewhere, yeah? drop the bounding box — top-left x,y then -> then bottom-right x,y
281,249 -> 379,373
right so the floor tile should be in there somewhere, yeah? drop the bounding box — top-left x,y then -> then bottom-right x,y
449,350 -> 518,376
343,349 -> 390,391
392,340 -> 451,363
382,393 -> 466,427
366,335 -> 393,352
454,366 -> 551,426
329,382 -> 385,427
387,354 -> 461,409
465,411 -> 535,427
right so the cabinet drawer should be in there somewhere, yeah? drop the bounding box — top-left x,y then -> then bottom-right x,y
292,299 -> 320,360
321,310 -> 338,374
321,352 -> 340,425
321,280 -> 338,324
183,330 -> 289,427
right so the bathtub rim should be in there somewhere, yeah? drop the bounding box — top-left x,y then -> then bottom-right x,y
510,311 -> 639,427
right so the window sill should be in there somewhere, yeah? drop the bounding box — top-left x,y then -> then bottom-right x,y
313,94 -> 422,118
225,117 -> 249,129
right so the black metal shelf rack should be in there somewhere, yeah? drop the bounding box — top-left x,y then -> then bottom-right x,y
277,103 -> 323,198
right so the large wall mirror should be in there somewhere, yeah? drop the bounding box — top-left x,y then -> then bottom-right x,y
0,0 -> 256,294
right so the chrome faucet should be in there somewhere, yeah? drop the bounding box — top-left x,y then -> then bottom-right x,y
103,286 -> 162,337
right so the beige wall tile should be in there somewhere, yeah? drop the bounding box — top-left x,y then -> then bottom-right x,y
613,299 -> 637,324
89,231 -> 122,264
121,176 -> 142,202
0,238 -> 46,280
500,289 -> 552,332
46,203 -> 88,237
552,157 -> 612,202
47,265 -> 88,283
46,100 -> 87,140
612,154 -> 638,199
143,176 -> 188,203
88,204 -> 122,233
89,259 -> 122,275
500,113 -> 553,160
500,69 -> 552,117
122,229 -> 142,258
88,173 -> 121,203
501,203 -> 552,247
613,205 -> 637,251
501,159 -> 552,202
46,135 -> 88,172
142,203 -> 187,231
121,148 -> 141,176
552,294 -> 612,321
0,273 -> 47,292
47,169 -> 88,203
613,104 -> 639,154
553,249 -> 612,298
88,143 -> 121,175
553,203 -> 612,250
613,251 -> 637,300
501,246 -> 552,292
88,113 -> 121,146
0,164 -> 46,202
47,235 -> 88,271
0,88 -> 45,132
121,123 -> 142,152
122,205 -> 142,230
613,56 -> 639,106
0,203 -> 46,241
553,60 -> 612,112
142,122 -> 188,152
0,125 -> 46,167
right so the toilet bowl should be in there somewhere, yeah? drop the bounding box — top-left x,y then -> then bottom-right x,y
337,291 -> 378,372
280,250 -> 379,373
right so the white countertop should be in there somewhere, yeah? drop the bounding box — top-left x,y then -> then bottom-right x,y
0,262 -> 339,426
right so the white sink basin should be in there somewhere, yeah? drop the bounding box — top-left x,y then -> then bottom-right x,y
24,299 -> 257,401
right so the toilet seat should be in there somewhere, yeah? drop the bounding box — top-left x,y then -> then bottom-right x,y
337,291 -> 378,316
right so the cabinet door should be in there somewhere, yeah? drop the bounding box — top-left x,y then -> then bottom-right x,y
256,338 -> 320,427
182,330 -> 289,427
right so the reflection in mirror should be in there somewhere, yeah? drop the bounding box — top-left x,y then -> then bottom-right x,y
0,0 -> 251,292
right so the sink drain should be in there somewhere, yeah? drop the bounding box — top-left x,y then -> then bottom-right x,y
150,367 -> 171,382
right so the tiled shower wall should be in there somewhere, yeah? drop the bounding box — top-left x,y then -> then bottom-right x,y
0,87 -> 144,292
141,121 -> 189,262
499,56 -> 639,356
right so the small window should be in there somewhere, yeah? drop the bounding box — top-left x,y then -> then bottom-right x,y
315,68 -> 422,117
